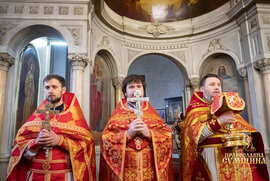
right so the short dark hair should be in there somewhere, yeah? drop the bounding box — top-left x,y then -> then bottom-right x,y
200,74 -> 221,87
122,74 -> 146,97
43,74 -> 66,87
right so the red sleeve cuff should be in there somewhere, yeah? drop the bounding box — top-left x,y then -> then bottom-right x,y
206,118 -> 222,132
28,140 -> 41,153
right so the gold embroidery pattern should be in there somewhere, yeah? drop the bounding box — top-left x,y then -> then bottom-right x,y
42,162 -> 50,171
124,169 -> 137,180
209,119 -> 216,125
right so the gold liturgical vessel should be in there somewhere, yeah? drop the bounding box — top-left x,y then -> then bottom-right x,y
211,92 -> 249,147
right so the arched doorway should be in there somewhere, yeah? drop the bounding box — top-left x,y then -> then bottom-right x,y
200,53 -> 248,120
128,53 -> 187,179
90,50 -> 116,146
128,54 -> 186,124
8,25 -> 69,134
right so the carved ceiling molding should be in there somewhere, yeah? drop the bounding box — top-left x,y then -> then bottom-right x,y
128,49 -> 141,62
139,22 -> 175,38
262,16 -> 270,24
125,41 -> 188,50
0,4 -> 84,16
202,39 -> 229,60
65,26 -> 81,46
74,7 -> 83,15
97,36 -> 114,54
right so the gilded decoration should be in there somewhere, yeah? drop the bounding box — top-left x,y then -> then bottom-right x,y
101,98 -> 172,180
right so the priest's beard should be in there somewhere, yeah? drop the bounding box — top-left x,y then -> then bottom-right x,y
203,92 -> 212,103
47,96 -> 62,104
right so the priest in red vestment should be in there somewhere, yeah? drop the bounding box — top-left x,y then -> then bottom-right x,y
6,74 -> 96,181
100,74 -> 173,181
180,74 -> 269,181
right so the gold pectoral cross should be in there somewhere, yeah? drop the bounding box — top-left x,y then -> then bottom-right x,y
36,102 -> 59,158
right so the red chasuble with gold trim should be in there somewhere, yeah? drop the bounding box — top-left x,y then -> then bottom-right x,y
180,92 -> 269,181
6,92 -> 96,181
100,99 -> 173,181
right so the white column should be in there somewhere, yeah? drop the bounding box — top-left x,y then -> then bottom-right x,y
68,53 -> 88,106
238,68 -> 253,125
254,58 -> 270,176
254,58 -> 270,140
0,53 -> 14,147
183,80 -> 191,112
112,76 -> 124,106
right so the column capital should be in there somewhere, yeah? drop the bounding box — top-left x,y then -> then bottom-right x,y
0,53 -> 14,71
189,77 -> 200,92
112,76 -> 124,88
238,67 -> 247,79
190,77 -> 200,87
68,53 -> 89,69
254,58 -> 270,74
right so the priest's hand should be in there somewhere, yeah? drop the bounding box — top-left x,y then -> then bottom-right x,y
36,129 -> 60,147
128,119 -> 151,139
218,111 -> 235,126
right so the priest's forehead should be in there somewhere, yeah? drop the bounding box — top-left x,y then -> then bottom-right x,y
43,74 -> 66,88
122,74 -> 146,94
